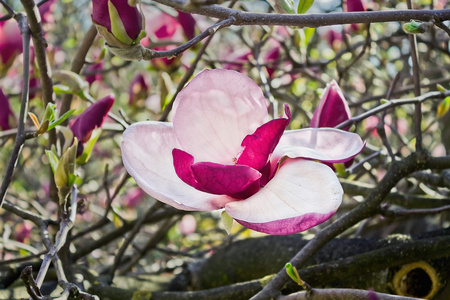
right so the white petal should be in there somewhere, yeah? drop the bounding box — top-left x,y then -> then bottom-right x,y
273,128 -> 364,163
121,121 -> 232,211
225,159 -> 343,234
173,69 -> 268,164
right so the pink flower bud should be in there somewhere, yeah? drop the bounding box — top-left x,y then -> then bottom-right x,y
92,0 -> 144,45
69,95 -> 114,154
310,80 -> 351,129
0,88 -> 15,131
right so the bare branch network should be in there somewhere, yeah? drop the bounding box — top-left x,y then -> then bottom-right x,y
142,5 -> 450,60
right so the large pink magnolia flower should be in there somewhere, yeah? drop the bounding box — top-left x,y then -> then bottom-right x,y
121,69 -> 364,235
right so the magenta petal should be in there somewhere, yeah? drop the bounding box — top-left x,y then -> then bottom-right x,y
235,211 -> 336,235
173,149 -> 262,199
236,104 -> 291,171
172,148 -> 198,188
192,162 -> 261,199
310,80 -> 351,129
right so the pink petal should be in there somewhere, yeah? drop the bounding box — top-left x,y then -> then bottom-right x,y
173,149 -> 261,199
177,11 -> 196,40
225,159 -> 343,235
345,0 -> 366,12
273,128 -> 365,165
310,80 -> 351,129
121,122 -> 232,211
172,69 -> 268,165
236,104 -> 291,171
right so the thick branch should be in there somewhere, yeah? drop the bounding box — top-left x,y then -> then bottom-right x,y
152,3 -> 450,28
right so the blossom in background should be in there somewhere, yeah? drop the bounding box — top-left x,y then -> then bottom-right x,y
223,38 -> 287,79
39,0 -> 57,24
326,29 -> 343,50
123,187 -> 145,208
69,95 -> 114,154
0,88 -> 15,131
310,80 -> 351,129
344,0 -> 366,31
92,0 -> 145,46
85,61 -> 103,86
0,20 -> 23,73
121,69 -> 364,235
128,73 -> 150,105
345,0 -> 366,13
141,7 -> 196,68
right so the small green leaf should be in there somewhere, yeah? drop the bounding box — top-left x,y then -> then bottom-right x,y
55,139 -> 78,205
437,84 -> 447,92
333,163 -> 347,177
403,20 -> 431,34
42,103 -> 56,124
159,72 -> 174,110
37,120 -> 50,135
285,263 -> 301,284
437,96 -> 450,118
58,126 -> 74,153
274,0 -> 295,14
77,128 -> 102,165
53,84 -> 72,94
53,70 -> 89,94
221,210 -> 234,235
47,109 -> 76,131
297,0 -> 314,14
45,150 -> 60,174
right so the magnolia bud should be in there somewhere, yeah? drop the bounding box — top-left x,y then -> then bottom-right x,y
403,20 -> 432,34
310,80 -> 351,129
92,0 -> 146,48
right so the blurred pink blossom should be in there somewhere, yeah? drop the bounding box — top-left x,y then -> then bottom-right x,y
142,7 -> 196,68
129,73 -> 151,105
0,20 -> 23,69
0,87 -> 15,130
179,214 -> 197,235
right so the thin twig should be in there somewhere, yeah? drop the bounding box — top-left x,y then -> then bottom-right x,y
0,13 -> 30,208
336,90 -> 450,130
